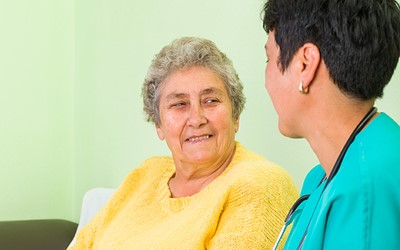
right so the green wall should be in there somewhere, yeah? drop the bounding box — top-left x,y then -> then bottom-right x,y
1,0 -> 400,222
0,0 -> 75,220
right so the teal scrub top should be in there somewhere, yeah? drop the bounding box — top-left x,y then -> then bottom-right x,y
284,113 -> 400,249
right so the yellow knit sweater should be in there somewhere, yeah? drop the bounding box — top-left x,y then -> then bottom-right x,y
69,142 -> 298,249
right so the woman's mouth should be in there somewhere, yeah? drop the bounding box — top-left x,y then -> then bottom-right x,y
186,135 -> 211,142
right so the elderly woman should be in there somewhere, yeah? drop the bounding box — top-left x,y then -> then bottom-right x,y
69,37 -> 298,249
262,0 -> 400,249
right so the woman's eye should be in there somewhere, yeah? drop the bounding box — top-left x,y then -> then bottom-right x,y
205,98 -> 220,104
170,102 -> 186,108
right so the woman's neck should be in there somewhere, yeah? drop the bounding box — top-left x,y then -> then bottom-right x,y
168,145 -> 236,198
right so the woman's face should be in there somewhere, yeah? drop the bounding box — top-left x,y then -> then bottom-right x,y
156,66 -> 239,167
264,31 -> 300,138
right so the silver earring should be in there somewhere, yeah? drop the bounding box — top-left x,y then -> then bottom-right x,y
299,81 -> 309,94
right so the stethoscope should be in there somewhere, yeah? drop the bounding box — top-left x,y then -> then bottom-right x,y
272,106 -> 378,250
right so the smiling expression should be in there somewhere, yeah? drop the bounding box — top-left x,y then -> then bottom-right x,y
156,66 -> 239,168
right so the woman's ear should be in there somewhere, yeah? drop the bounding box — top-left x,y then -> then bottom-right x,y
156,124 -> 165,140
234,118 -> 239,133
298,43 -> 321,90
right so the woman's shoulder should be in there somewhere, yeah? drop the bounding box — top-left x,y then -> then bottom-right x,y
231,142 -> 299,191
232,159 -> 295,185
122,156 -> 174,184
222,143 -> 299,211
234,142 -> 292,175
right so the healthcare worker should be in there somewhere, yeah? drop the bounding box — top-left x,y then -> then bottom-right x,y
262,0 -> 400,249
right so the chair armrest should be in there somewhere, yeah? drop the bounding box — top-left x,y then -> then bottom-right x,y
68,187 -> 115,248
0,219 -> 78,250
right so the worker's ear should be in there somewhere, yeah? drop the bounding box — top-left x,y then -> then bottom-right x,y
297,43 -> 321,90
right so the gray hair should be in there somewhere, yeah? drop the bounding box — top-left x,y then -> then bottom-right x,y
141,37 -> 246,125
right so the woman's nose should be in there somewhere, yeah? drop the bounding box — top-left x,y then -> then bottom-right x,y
187,104 -> 207,127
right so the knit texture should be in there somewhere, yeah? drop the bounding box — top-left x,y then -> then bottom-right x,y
69,142 -> 298,249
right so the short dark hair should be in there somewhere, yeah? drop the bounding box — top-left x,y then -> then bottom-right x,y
262,0 -> 400,100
